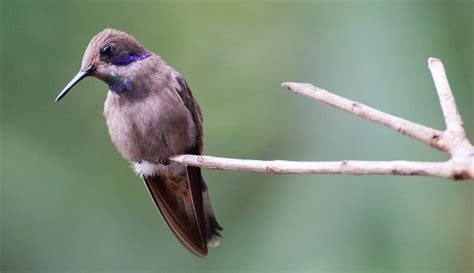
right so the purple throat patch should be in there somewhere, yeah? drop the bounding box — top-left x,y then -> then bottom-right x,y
112,50 -> 152,66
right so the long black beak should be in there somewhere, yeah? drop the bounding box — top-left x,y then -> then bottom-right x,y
55,66 -> 94,102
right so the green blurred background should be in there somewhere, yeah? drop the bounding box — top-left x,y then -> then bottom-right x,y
1,1 -> 472,272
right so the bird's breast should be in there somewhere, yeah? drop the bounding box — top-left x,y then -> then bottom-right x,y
103,88 -> 197,162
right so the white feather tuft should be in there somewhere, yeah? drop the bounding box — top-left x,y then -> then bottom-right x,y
132,161 -> 159,177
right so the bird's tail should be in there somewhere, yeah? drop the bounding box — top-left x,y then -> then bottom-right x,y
201,178 -> 223,247
187,166 -> 223,247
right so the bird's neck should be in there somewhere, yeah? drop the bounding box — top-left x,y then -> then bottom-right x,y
106,55 -> 164,101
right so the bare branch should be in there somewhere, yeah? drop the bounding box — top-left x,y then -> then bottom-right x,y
281,82 -> 447,152
428,58 -> 473,163
169,58 -> 473,181
171,155 -> 455,179
428,57 -> 466,134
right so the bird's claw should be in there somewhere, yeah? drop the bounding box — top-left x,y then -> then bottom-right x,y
158,158 -> 171,166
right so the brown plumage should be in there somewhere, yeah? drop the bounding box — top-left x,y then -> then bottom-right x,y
55,28 -> 222,257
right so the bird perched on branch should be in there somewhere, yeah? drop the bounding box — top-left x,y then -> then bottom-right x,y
55,28 -> 222,257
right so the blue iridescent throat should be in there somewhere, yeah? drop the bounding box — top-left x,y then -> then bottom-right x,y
111,50 -> 152,66
109,77 -> 133,93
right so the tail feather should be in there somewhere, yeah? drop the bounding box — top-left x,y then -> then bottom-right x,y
142,172 -> 207,257
141,163 -> 222,257
202,179 -> 223,247
187,166 -> 223,247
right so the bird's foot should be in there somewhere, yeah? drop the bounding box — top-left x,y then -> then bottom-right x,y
158,158 -> 171,166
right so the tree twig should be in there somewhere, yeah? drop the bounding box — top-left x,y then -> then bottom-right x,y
172,155 -> 454,179
428,58 -> 465,134
281,82 -> 447,152
170,58 -> 473,180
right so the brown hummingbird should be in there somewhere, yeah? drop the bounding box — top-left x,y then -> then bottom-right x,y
55,28 -> 222,257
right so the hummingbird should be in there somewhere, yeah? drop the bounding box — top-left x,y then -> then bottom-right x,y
55,28 -> 222,257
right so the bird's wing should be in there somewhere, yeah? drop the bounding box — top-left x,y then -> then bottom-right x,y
142,169 -> 208,257
173,74 -> 214,240
174,75 -> 204,153
140,76 -> 212,257
172,75 -> 222,245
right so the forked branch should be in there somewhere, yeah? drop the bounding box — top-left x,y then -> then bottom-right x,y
171,58 -> 474,180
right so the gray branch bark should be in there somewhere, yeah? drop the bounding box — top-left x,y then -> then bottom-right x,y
170,58 -> 474,180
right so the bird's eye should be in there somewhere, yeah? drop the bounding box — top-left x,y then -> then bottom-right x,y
100,44 -> 114,58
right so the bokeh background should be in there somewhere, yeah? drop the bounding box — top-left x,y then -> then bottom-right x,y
1,1 -> 472,272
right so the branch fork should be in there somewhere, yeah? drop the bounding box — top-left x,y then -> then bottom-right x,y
171,58 -> 473,180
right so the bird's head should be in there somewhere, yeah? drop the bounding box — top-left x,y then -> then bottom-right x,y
55,28 -> 151,102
